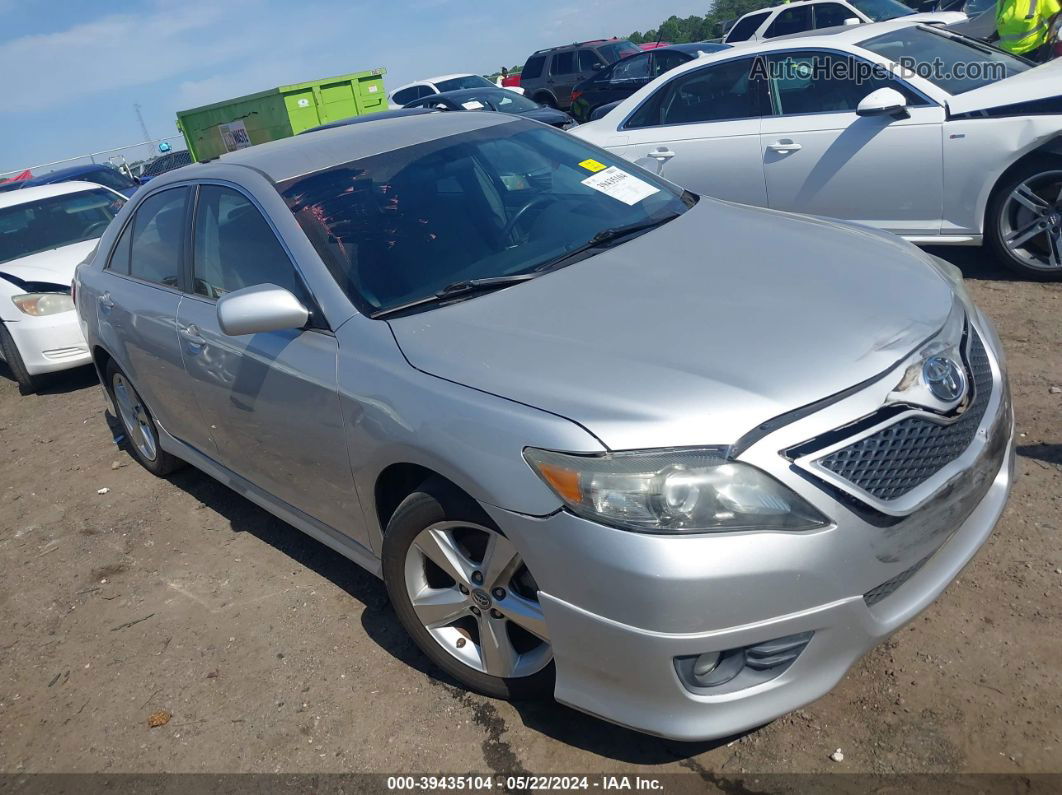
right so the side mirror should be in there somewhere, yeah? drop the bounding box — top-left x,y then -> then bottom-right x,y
856,87 -> 909,119
216,283 -> 309,336
843,16 -> 862,24
592,62 -> 603,70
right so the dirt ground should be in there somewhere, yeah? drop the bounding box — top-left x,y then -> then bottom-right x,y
0,247 -> 1059,781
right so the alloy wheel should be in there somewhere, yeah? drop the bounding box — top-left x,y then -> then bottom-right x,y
999,170 -> 1062,272
112,373 -> 158,462
404,521 -> 551,679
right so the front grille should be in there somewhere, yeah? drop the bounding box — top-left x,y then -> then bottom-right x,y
864,555 -> 930,607
818,330 -> 993,501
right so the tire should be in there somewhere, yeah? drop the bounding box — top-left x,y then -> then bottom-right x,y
382,476 -> 555,700
986,156 -> 1062,281
0,321 -> 39,395
104,360 -> 183,476
535,93 -> 558,110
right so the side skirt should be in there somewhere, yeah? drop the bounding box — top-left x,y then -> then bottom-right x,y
157,423 -> 383,579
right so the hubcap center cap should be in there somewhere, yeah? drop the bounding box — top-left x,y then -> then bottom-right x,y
470,589 -> 492,610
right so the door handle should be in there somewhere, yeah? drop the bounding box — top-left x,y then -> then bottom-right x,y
179,323 -> 206,345
648,147 -> 676,161
767,139 -> 802,154
98,292 -> 114,310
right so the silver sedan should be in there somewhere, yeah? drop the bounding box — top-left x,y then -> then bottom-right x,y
75,111 -> 1013,741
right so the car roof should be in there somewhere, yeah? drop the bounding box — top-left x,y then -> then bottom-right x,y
31,164 -> 112,181
723,17 -> 925,49
659,41 -> 732,54
426,88 -> 518,100
299,107 -> 438,133
0,180 -> 110,209
181,111 -> 515,184
423,73 -> 476,83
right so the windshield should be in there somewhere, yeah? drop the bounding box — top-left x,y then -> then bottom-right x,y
599,40 -> 642,62
964,0 -> 996,12
850,0 -> 916,19
457,91 -> 540,113
860,26 -> 1031,93
280,121 -> 690,315
435,75 -> 495,92
0,188 -> 124,265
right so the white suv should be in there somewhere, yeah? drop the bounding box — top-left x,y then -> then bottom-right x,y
723,0 -> 963,43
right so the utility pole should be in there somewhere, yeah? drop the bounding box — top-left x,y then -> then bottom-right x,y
134,103 -> 151,142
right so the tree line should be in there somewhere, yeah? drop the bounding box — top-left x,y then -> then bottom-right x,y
628,0 -> 780,43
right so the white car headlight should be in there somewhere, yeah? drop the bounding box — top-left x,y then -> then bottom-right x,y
524,447 -> 830,534
11,293 -> 75,316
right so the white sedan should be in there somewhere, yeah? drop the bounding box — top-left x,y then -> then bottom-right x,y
572,22 -> 1062,279
389,73 -> 525,108
0,182 -> 126,393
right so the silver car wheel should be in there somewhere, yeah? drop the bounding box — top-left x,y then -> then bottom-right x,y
404,520 -> 551,679
112,373 -> 158,462
1000,171 -> 1062,272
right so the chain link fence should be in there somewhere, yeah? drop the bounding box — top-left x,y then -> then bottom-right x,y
1,135 -> 188,181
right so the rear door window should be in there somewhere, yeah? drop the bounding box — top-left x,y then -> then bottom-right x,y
765,5 -> 813,37
627,57 -> 764,128
551,51 -> 576,75
726,11 -> 770,41
128,188 -> 187,287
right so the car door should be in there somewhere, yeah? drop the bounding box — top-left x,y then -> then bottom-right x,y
94,186 -> 200,440
611,56 -> 768,206
175,183 -> 359,533
758,50 -> 945,235
546,50 -> 579,108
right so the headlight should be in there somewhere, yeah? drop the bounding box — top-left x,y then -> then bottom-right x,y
523,447 -> 830,534
11,293 -> 75,316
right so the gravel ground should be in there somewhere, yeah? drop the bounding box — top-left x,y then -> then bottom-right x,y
0,247 -> 1059,780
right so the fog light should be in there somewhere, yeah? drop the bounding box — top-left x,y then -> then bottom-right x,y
692,651 -> 720,679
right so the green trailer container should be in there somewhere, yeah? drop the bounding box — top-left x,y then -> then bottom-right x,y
176,68 -> 387,162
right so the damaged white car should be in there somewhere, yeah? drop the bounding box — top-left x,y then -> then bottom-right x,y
573,22 -> 1062,279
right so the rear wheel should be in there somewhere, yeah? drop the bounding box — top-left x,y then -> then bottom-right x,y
105,360 -> 183,476
0,321 -> 39,395
987,157 -> 1062,280
535,93 -> 558,109
382,477 -> 554,700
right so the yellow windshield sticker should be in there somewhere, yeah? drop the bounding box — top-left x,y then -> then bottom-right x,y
579,159 -> 607,173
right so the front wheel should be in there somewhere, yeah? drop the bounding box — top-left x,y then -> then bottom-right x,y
986,157 -> 1062,280
382,477 -> 554,700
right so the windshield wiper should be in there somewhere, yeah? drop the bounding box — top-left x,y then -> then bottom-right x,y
370,273 -> 540,319
530,214 -> 681,275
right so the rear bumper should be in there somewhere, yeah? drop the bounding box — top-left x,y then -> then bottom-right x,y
4,312 -> 91,375
486,424 -> 1012,740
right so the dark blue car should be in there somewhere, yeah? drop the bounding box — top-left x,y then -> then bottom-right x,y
20,163 -> 141,198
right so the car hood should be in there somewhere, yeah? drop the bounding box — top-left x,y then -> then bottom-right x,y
387,200 -> 954,451
518,107 -> 573,126
904,11 -> 966,23
946,57 -> 1062,115
0,239 -> 98,289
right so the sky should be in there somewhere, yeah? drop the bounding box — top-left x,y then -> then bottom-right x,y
0,0 -> 709,175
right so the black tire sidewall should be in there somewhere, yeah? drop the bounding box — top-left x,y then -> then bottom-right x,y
0,321 -> 38,394
987,157 -> 1062,281
381,478 -> 555,700
104,360 -> 182,476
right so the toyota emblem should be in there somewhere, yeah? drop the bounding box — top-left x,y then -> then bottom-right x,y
923,356 -> 967,402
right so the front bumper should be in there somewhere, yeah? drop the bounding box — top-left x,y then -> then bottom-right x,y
4,311 -> 91,375
482,312 -> 1014,741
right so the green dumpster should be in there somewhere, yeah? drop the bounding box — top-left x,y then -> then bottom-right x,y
176,68 -> 387,162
